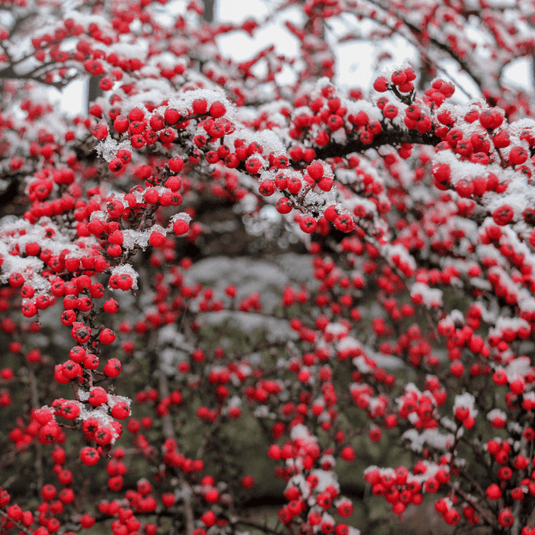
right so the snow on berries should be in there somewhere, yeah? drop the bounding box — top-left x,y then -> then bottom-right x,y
109,264 -> 138,291
4,1 -> 535,533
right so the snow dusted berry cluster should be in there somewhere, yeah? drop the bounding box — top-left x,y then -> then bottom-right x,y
2,0 -> 535,534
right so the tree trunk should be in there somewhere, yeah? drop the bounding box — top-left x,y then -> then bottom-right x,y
87,75 -> 102,113
203,0 -> 215,22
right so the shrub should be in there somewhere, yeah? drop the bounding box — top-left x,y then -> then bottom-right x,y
1,1 -> 535,534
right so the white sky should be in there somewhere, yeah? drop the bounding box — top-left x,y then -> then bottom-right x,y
53,0 -> 533,115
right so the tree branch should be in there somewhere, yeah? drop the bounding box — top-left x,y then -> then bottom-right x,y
28,366 -> 43,494
0,510 -> 33,535
231,517 -> 283,535
158,368 -> 195,535
361,0 -> 489,93
315,128 -> 440,160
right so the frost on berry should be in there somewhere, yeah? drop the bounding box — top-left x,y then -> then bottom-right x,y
109,264 -> 139,291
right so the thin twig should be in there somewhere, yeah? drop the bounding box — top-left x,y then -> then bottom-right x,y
28,366 -> 43,493
0,510 -> 33,535
158,368 -> 194,535
232,518 -> 283,535
0,474 -> 19,490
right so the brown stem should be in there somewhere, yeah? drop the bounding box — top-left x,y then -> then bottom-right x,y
231,517 -> 283,535
0,474 -> 18,490
158,369 -> 175,442
511,430 -> 530,535
362,0 -> 491,94
157,367 -> 194,535
446,482 -> 497,529
28,367 -> 43,493
0,510 -> 33,535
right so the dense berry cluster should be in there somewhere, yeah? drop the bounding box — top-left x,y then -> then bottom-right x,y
1,0 -> 535,534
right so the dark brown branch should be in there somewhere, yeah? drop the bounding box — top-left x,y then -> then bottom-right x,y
315,128 -> 441,160
87,75 -> 102,111
0,510 -> 33,535
28,367 -> 43,493
202,0 -> 215,23
9,12 -> 38,36
231,518 -> 283,535
157,361 -> 195,535
361,0 -> 499,95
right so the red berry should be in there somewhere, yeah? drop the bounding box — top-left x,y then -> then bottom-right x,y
209,101 -> 226,118
9,273 -> 24,288
93,124 -> 108,139
128,107 -> 145,121
109,158 -> 123,172
373,77 -> 388,92
113,116 -> 129,133
498,510 -> 514,528
493,205 -> 514,226
493,130 -> 510,148
104,358 -> 121,377
192,99 -> 208,114
103,299 -> 120,314
100,328 -> 116,345
383,104 -> 398,119
88,387 -> 108,407
341,446 -> 356,461
307,162 -> 324,180
299,216 -> 317,233
173,217 -> 190,235
444,509 -> 460,525
80,447 -> 100,466
149,231 -> 166,247
486,484 -> 501,500
509,146 -> 528,165
168,156 -> 184,173
111,402 -> 130,419
164,108 -> 180,124
391,70 -> 407,85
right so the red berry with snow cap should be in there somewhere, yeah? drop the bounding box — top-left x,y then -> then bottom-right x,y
209,101 -> 226,118
88,387 -> 108,407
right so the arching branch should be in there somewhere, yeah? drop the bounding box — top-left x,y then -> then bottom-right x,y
315,128 -> 441,160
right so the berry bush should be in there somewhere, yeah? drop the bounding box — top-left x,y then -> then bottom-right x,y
1,0 -> 535,534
